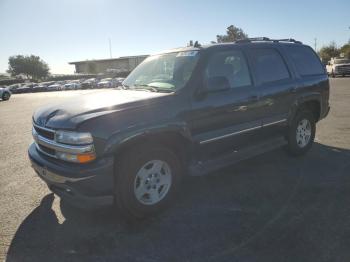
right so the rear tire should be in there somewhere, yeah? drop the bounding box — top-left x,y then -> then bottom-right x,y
286,109 -> 315,156
115,144 -> 183,219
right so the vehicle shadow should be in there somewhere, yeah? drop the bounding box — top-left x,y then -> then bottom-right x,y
6,142 -> 350,262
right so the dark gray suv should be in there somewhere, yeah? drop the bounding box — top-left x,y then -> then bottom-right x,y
29,38 -> 330,218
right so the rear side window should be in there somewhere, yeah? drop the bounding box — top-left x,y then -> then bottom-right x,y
286,45 -> 325,76
249,48 -> 290,84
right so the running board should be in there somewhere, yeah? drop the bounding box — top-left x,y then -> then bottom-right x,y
188,136 -> 287,176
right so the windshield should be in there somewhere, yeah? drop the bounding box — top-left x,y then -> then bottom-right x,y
334,59 -> 350,64
123,51 -> 200,92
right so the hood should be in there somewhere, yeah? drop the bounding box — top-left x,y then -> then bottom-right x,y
33,89 -> 171,129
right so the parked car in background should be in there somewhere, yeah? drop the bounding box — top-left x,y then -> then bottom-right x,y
14,83 -> 35,93
47,83 -> 63,91
98,77 -> 124,88
97,78 -> 114,88
81,78 -> 98,89
16,86 -> 30,93
113,77 -> 125,88
64,80 -> 81,90
32,82 -> 49,92
326,58 -> 350,77
8,84 -> 23,94
34,82 -> 54,92
0,86 -> 11,101
29,38 -> 330,218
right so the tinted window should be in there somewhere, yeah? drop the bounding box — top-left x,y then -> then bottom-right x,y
286,45 -> 325,76
206,50 -> 252,89
250,48 -> 290,84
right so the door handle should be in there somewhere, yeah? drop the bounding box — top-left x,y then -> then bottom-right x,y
234,105 -> 248,112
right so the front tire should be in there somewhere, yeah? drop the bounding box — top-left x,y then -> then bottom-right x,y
286,110 -> 315,156
115,144 -> 183,219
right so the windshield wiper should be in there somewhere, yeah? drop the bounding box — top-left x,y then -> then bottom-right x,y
121,83 -> 130,89
132,85 -> 159,92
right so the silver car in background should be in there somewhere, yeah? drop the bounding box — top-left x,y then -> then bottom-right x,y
64,80 -> 81,90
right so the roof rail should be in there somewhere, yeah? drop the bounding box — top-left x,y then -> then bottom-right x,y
236,37 -> 302,44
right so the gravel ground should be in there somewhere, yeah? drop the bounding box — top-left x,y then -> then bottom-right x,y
1,79 -> 350,262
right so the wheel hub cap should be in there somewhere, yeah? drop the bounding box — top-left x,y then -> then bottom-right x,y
296,118 -> 312,148
134,160 -> 172,205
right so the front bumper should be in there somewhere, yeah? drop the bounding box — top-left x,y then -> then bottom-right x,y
28,143 -> 114,209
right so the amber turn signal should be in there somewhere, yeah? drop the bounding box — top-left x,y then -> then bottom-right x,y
77,153 -> 96,163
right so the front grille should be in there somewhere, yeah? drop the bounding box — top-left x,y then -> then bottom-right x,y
34,125 -> 55,140
38,144 -> 55,155
33,124 -> 56,157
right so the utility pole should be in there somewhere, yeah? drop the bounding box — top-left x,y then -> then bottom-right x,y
314,38 -> 317,52
108,38 -> 112,58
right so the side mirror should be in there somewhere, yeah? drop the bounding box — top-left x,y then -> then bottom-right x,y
206,76 -> 230,93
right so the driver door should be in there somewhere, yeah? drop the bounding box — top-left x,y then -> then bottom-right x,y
189,48 -> 263,160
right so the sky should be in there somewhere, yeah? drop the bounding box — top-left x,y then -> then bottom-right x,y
1,0 -> 349,74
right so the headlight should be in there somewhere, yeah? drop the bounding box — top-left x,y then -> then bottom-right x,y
55,131 -> 96,163
55,130 -> 93,145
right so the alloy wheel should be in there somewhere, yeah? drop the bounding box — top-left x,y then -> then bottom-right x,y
133,160 -> 172,205
296,118 -> 312,148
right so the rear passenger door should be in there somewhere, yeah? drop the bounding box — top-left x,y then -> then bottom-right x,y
247,47 -> 296,137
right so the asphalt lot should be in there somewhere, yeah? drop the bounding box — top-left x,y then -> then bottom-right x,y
1,79 -> 350,262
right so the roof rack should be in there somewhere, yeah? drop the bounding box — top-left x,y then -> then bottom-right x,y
236,37 -> 302,44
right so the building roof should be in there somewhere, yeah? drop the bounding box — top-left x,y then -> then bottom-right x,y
69,55 -> 149,65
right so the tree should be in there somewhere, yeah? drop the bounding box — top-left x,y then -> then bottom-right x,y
7,55 -> 50,80
216,25 -> 248,43
318,42 -> 340,62
340,43 -> 350,59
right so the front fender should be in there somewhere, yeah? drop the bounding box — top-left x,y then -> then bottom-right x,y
103,120 -> 193,156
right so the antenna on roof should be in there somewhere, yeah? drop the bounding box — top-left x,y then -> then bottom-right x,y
108,38 -> 112,58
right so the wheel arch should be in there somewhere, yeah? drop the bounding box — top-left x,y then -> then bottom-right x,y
105,125 -> 194,167
289,93 -> 321,124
